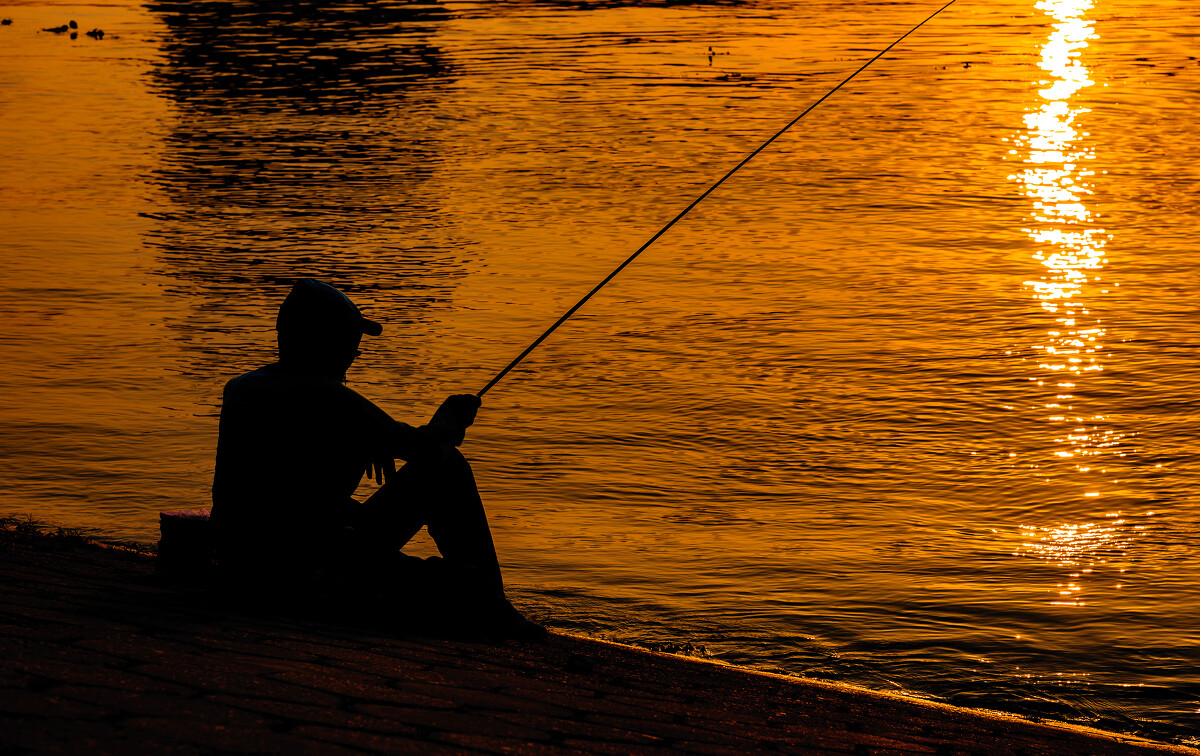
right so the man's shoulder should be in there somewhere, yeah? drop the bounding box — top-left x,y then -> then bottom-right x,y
222,364 -> 383,412
225,363 -> 342,390
224,364 -> 283,396
225,363 -> 271,383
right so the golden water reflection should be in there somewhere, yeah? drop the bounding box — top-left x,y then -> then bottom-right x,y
1017,512 -> 1139,606
1008,0 -> 1131,606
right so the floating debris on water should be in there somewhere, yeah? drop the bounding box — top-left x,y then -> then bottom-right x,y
39,21 -> 104,40
42,20 -> 79,33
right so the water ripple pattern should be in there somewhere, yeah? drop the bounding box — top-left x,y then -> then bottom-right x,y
0,0 -> 1198,745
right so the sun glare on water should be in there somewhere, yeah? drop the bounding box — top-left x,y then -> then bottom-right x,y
1004,0 -> 1146,607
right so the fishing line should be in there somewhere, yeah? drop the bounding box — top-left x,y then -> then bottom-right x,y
477,0 -> 958,398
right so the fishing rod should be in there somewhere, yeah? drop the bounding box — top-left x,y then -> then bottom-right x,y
476,0 -> 958,398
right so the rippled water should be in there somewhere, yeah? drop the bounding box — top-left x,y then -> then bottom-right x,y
2,0 -> 1198,743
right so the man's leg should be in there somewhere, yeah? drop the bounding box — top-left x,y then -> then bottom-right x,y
355,449 -> 503,593
352,450 -> 544,638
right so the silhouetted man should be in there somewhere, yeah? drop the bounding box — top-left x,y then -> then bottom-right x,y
211,279 -> 543,638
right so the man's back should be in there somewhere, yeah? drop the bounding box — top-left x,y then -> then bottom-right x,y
211,362 -> 391,581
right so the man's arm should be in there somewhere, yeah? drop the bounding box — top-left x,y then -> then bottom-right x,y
347,388 -> 481,483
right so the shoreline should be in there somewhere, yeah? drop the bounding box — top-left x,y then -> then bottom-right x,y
1,517 -> 1195,755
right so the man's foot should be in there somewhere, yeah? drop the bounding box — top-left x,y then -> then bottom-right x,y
490,597 -> 548,641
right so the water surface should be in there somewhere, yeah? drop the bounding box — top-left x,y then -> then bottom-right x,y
1,0 -> 1198,743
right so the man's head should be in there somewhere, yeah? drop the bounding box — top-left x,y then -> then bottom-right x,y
276,279 -> 382,378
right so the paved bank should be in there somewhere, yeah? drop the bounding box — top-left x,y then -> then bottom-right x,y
0,523 -> 1193,755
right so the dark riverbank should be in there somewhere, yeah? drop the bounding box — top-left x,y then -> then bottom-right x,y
0,517 -> 1193,755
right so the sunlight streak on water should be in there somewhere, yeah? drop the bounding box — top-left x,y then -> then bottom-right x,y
1006,0 -> 1141,609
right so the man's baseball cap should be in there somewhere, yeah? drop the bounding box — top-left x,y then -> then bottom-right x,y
276,279 -> 383,337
